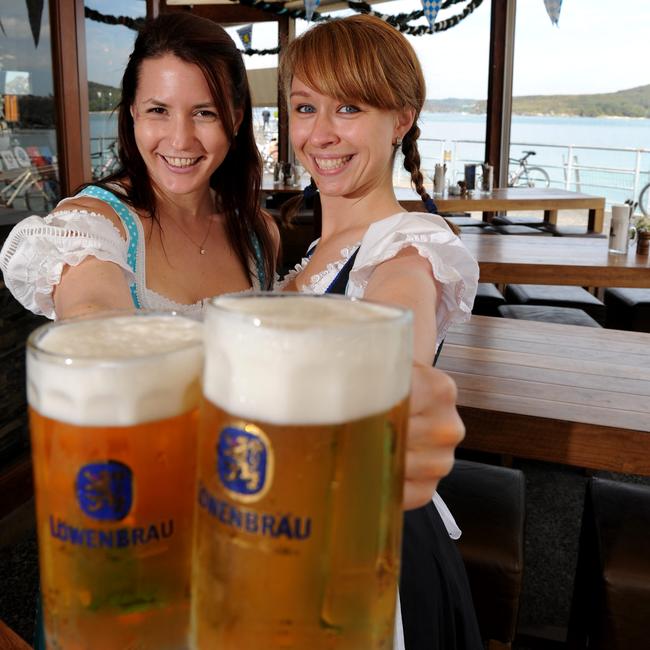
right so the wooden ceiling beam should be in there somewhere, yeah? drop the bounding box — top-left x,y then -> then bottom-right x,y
160,1 -> 278,23
485,0 -> 516,187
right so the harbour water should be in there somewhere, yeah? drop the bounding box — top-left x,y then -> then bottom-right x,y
91,111 -> 650,207
415,113 -> 650,207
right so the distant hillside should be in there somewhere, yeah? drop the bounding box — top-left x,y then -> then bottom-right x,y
88,81 -> 120,112
424,84 -> 650,118
423,97 -> 480,113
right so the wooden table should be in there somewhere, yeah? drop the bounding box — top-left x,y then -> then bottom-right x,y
461,234 -> 650,287
395,186 -> 606,233
261,182 -> 607,234
437,316 -> 650,476
0,619 -> 30,650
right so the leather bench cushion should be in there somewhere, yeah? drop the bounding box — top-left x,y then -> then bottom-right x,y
472,283 -> 506,317
438,460 -> 525,643
604,288 -> 650,332
575,478 -> 650,649
543,224 -> 608,238
505,284 -> 606,324
490,215 -> 545,226
493,224 -> 551,236
444,215 -> 483,226
498,304 -> 602,327
458,225 -> 499,235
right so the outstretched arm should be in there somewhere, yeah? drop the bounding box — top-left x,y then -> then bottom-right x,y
364,246 -> 464,509
52,198 -> 134,319
54,256 -> 134,319
403,362 -> 465,509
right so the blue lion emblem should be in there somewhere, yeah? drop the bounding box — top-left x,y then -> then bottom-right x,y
75,460 -> 133,521
217,425 -> 273,501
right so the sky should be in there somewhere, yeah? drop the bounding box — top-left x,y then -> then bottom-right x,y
82,0 -> 650,100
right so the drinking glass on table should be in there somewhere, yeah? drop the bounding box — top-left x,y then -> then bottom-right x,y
191,293 -> 412,649
609,203 -> 636,254
27,312 -> 203,650
292,162 -> 306,187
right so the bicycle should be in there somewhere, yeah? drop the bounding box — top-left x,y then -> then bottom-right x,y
508,150 -> 551,188
638,179 -> 650,216
0,164 -> 60,212
91,140 -> 120,180
259,138 -> 278,175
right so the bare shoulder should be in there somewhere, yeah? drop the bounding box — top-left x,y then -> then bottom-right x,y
365,245 -> 439,365
377,245 -> 434,277
367,246 -> 438,303
54,195 -> 128,239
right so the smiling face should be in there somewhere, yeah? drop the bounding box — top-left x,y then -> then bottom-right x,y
131,54 -> 239,199
288,77 -> 413,200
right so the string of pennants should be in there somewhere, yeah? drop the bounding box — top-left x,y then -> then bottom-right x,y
544,0 -> 562,26
83,0 -> 484,57
79,0 -> 563,56
234,0 -> 484,49
234,0 -> 561,51
83,7 -> 145,32
231,0 -> 469,27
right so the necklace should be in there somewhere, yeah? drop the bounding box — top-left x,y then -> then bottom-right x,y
168,214 -> 213,255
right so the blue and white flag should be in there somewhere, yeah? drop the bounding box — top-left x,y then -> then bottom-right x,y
304,0 -> 320,22
237,24 -> 253,51
544,0 -> 562,26
421,0 -> 442,30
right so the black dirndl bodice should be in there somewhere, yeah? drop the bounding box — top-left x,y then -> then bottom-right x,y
324,246 -> 482,650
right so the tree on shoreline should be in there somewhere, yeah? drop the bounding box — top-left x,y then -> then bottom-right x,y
424,84 -> 650,118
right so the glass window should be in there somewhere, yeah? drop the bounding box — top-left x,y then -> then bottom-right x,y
295,2 -> 491,190
0,0 -> 59,218
385,0 -> 491,191
510,0 -> 650,223
224,21 -> 280,176
85,1 -> 144,180
228,1 -> 491,190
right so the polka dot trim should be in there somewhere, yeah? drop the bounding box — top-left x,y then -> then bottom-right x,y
77,186 -> 141,308
251,233 -> 266,289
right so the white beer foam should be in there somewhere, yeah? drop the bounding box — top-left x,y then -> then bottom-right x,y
204,296 -> 412,425
28,315 -> 203,427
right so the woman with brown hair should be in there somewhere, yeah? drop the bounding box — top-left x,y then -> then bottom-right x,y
1,11 -> 463,513
1,12 -> 276,319
279,14 -> 482,649
2,13 -> 476,646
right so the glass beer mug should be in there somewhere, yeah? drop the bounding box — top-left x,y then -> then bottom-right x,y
27,312 -> 203,650
192,293 -> 413,649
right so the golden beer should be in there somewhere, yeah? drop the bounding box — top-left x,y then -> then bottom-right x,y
192,294 -> 412,649
27,314 -> 203,650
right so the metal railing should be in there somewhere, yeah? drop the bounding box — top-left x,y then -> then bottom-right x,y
90,132 -> 650,214
396,137 -> 650,213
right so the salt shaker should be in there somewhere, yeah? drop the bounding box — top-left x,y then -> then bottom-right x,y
433,164 -> 446,195
479,164 -> 494,193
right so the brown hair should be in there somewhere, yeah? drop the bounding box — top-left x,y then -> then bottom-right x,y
95,13 -> 274,287
279,14 -> 447,228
